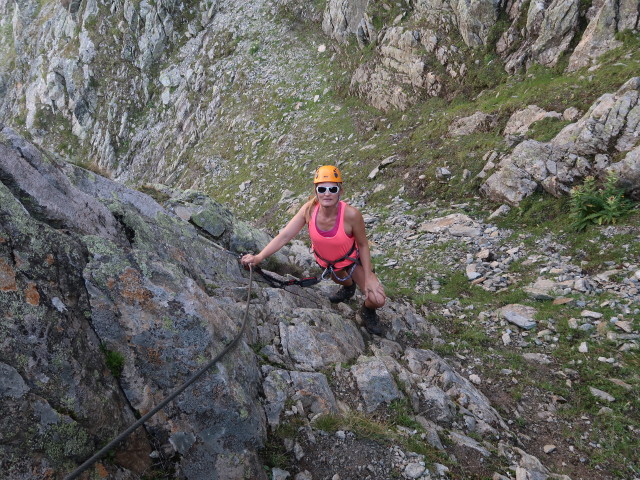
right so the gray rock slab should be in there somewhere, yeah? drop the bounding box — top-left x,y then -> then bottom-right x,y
448,431 -> 490,456
351,356 -> 403,412
498,304 -> 537,330
524,278 -> 559,300
279,308 -> 364,370
0,126 -> 125,244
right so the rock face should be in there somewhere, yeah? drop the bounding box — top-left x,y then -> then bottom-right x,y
350,26 -> 446,111
323,0 -> 370,43
1,124 -> 268,479
0,0 -> 637,180
0,127 -> 151,478
1,0 -> 328,188
414,0 -> 501,48
346,0 -> 635,109
481,77 -> 640,204
498,0 -> 581,72
568,0 -> 640,72
0,127 -> 125,242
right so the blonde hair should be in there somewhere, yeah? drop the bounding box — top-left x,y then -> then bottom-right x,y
304,195 -> 318,223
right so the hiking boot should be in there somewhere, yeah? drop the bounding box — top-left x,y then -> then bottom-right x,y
329,282 -> 356,303
360,305 -> 383,335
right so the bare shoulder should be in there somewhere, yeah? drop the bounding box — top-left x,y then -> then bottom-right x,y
343,203 -> 363,222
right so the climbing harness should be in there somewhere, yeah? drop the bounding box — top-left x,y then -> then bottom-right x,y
64,265 -> 255,480
313,240 -> 361,283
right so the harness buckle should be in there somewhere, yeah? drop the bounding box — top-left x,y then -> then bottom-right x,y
321,267 -> 333,280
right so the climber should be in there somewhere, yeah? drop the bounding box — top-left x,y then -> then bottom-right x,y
241,165 -> 386,334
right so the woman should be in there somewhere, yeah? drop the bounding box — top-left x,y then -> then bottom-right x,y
240,165 -> 386,334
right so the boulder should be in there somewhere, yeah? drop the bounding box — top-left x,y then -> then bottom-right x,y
448,111 -> 498,136
552,77 -> 640,155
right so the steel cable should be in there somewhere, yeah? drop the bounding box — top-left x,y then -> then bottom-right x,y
64,265 -> 254,480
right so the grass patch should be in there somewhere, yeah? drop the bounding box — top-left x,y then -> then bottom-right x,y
312,408 -> 449,464
100,344 -> 125,378
526,116 -> 572,142
260,419 -> 305,472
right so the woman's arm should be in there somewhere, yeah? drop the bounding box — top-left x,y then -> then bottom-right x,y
346,206 -> 380,284
240,202 -> 310,266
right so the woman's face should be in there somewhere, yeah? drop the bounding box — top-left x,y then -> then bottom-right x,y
315,182 -> 341,206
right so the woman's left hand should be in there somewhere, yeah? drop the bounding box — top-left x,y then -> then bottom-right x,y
364,276 -> 386,307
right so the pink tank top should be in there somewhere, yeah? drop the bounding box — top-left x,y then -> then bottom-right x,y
308,201 -> 358,269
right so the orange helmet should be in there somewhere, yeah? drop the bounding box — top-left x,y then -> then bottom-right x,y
314,165 -> 343,184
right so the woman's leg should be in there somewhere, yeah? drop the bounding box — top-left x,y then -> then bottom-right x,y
328,267 -> 357,303
349,264 -> 386,309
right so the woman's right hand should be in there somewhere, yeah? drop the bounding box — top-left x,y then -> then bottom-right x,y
240,253 -> 261,267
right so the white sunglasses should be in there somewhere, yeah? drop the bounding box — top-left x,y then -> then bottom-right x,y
316,185 -> 340,194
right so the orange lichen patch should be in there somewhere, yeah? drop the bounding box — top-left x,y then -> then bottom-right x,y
25,283 -> 40,306
0,257 -> 17,292
41,469 -> 56,480
146,347 -> 162,364
95,463 -> 109,478
45,254 -> 55,265
170,247 -> 186,263
118,267 -> 153,305
0,236 -> 6,243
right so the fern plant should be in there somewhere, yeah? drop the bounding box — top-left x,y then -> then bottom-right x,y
569,172 -> 634,230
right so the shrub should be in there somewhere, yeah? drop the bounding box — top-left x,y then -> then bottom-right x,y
569,172 -> 634,230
